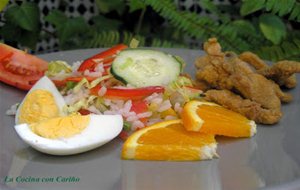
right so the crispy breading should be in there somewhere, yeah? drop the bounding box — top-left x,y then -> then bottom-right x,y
195,38 -> 296,124
257,61 -> 300,88
204,90 -> 282,124
239,52 -> 300,88
239,51 -> 268,70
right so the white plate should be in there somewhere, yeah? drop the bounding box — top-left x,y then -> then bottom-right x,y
1,48 -> 300,190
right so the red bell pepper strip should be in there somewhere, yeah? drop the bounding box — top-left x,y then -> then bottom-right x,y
90,86 -> 164,100
77,44 -> 128,72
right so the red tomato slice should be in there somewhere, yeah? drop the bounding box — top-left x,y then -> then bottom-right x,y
118,130 -> 129,141
0,43 -> 48,90
78,109 -> 91,115
130,100 -> 149,123
77,44 -> 128,72
130,100 -> 148,114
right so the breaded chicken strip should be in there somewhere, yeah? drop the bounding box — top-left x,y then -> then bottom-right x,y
204,90 -> 282,125
257,61 -> 300,88
239,52 -> 300,88
195,38 -> 293,124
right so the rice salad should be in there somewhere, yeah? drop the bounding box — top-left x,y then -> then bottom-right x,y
9,44 -> 203,139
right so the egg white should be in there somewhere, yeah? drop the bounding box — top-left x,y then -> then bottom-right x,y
14,114 -> 123,155
15,76 -> 66,124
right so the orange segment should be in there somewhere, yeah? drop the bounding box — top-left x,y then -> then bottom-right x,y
182,101 -> 256,137
122,120 -> 217,161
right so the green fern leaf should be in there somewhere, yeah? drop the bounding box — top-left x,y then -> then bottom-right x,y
240,0 -> 265,16
255,38 -> 300,61
289,2 -> 300,21
143,0 -> 251,53
86,30 -> 186,48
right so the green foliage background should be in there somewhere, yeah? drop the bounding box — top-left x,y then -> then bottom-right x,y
1,0 -> 300,61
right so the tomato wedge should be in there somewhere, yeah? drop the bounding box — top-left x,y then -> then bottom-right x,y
78,109 -> 91,115
0,43 -> 48,90
77,44 -> 128,72
90,86 -> 164,100
131,100 -> 149,123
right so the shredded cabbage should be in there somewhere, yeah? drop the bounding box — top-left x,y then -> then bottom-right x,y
129,38 -> 139,48
64,95 -> 97,113
166,76 -> 201,102
46,61 -> 72,77
73,75 -> 112,93
168,76 -> 193,90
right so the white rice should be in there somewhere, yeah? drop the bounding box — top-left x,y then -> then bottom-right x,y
104,99 -> 112,106
145,93 -> 160,102
87,105 -> 102,115
71,60 -> 83,71
137,111 -> 152,118
157,100 -> 172,112
151,97 -> 163,105
174,102 -> 183,114
83,69 -> 102,78
126,115 -> 139,122
97,86 -> 107,96
6,103 -> 19,116
64,88 -> 89,104
132,120 -> 145,130
94,63 -> 105,73
122,100 -> 132,113
123,111 -> 136,118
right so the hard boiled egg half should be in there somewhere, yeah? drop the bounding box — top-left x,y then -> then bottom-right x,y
15,76 -> 66,125
14,76 -> 123,155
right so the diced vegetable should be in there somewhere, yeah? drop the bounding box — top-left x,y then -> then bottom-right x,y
77,44 -> 128,72
90,85 -> 164,100
46,61 -> 72,77
0,43 -> 48,90
131,100 -> 148,114
111,49 -> 183,87
52,75 -> 110,88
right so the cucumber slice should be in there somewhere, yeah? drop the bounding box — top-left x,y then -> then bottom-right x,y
111,49 -> 182,87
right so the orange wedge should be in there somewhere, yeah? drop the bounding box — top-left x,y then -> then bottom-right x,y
122,119 -> 218,161
181,101 -> 256,137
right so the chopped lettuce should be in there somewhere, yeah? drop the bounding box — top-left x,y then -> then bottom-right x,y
129,38 -> 140,48
168,76 -> 193,90
66,81 -> 77,90
46,61 -> 72,77
64,95 -> 97,113
123,121 -> 132,131
73,75 -> 111,93
166,76 -> 202,103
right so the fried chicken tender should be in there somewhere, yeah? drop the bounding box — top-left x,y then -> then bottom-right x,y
195,38 -> 295,124
204,90 -> 282,124
239,52 -> 300,88
257,61 -> 300,88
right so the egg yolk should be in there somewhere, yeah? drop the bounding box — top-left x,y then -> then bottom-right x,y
18,90 -> 59,124
30,114 -> 90,139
